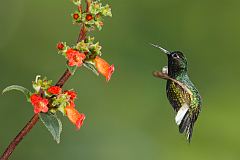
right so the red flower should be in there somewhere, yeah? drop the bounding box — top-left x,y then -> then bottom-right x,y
30,94 -> 49,114
64,90 -> 77,101
48,86 -> 62,95
57,42 -> 65,50
94,56 -> 115,82
66,49 -> 86,67
86,14 -> 93,21
65,105 -> 85,129
73,13 -> 80,20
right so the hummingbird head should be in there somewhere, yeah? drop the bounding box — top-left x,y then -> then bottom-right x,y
150,43 -> 188,75
168,51 -> 188,73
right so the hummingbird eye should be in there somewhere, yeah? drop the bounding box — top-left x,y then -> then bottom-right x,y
172,53 -> 180,59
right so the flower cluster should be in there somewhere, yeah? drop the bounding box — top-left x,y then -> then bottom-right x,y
57,36 -> 114,81
30,76 -> 85,129
72,0 -> 112,30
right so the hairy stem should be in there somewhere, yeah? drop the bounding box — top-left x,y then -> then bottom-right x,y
55,69 -> 72,88
77,24 -> 87,43
0,114 -> 39,160
86,0 -> 91,12
0,1 -> 92,159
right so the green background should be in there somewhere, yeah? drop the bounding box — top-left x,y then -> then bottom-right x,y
1,0 -> 240,160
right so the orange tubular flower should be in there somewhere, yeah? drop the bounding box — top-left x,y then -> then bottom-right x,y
66,49 -> 86,67
30,94 -> 49,114
94,56 -> 114,82
65,104 -> 85,129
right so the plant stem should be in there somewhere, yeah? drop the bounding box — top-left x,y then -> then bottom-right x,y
0,114 -> 39,160
0,1 -> 92,159
86,0 -> 91,12
77,24 -> 87,42
55,69 -> 72,88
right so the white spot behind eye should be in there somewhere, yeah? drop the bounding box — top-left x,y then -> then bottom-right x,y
172,53 -> 180,59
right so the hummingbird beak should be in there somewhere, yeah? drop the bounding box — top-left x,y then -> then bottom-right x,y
150,43 -> 170,55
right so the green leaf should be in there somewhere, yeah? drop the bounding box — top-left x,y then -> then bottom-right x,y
39,112 -> 62,143
83,61 -> 99,76
2,85 -> 32,102
67,64 -> 78,75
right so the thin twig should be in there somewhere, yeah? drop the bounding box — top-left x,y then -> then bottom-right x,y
153,71 -> 193,96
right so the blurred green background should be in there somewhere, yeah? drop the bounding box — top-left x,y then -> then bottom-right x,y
1,0 -> 240,159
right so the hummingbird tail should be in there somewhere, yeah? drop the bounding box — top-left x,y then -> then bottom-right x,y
179,111 -> 196,143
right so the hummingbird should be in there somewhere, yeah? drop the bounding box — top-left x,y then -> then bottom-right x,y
151,44 -> 202,142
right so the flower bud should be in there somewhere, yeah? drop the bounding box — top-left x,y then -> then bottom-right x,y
86,14 -> 93,21
73,13 -> 80,20
57,42 -> 65,50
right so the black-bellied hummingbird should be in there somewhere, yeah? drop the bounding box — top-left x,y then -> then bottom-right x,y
151,44 -> 202,142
